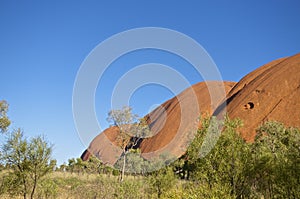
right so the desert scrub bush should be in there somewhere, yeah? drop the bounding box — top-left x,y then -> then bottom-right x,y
181,182 -> 234,199
36,178 -> 58,199
146,167 -> 177,198
113,179 -> 145,199
0,172 -> 23,197
69,176 -> 115,199
160,183 -> 184,199
250,121 -> 300,199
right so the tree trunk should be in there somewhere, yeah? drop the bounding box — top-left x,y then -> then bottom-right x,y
30,173 -> 37,199
120,150 -> 126,182
22,175 -> 27,199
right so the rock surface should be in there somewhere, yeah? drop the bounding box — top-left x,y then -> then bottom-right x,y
82,81 -> 235,165
82,53 -> 300,164
215,53 -> 300,141
139,81 -> 235,160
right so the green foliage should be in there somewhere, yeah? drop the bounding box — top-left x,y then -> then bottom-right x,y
63,117 -> 298,199
115,149 -> 143,175
0,129 -> 54,199
85,155 -> 103,174
107,106 -> 151,149
64,155 -> 115,176
113,179 -> 144,199
107,106 -> 151,181
112,168 -> 120,176
181,118 -> 300,199
181,181 -> 233,199
36,178 -> 58,199
67,158 -> 76,173
250,121 -> 300,198
0,172 -> 23,197
107,105 -> 138,135
184,117 -> 251,198
147,167 -> 177,198
70,177 -> 108,198
1,102 -> 298,199
0,100 -> 11,133
2,119 -> 299,199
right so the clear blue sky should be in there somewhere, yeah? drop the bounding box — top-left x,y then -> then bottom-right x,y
0,1 -> 299,165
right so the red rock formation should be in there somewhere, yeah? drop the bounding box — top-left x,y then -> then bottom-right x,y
82,53 -> 300,164
139,81 -> 235,160
215,53 -> 300,141
82,126 -> 123,165
82,81 -> 235,165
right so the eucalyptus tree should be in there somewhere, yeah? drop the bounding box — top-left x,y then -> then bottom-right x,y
107,106 -> 151,181
1,129 -> 54,199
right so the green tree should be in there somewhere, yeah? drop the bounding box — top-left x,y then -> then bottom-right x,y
67,158 -> 76,174
85,155 -> 103,174
114,148 -> 147,176
74,157 -> 87,175
0,129 -> 54,199
107,106 -> 136,182
182,118 -> 300,198
184,117 -> 252,198
251,121 -> 300,198
147,167 -> 177,198
107,106 -> 150,181
0,100 -> 11,133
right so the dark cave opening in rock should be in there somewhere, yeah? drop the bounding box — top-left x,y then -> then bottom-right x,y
244,102 -> 254,110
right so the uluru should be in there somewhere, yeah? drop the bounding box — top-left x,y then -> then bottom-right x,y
82,81 -> 236,165
82,53 -> 300,165
215,53 -> 300,141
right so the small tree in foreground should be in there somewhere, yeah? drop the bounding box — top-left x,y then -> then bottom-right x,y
107,106 -> 151,181
0,129 -> 54,199
147,167 -> 177,198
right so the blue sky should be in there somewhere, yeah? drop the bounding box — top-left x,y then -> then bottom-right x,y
0,1 -> 299,165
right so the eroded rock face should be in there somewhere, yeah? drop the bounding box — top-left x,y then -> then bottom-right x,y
82,81 -> 235,165
139,81 -> 235,160
81,126 -> 123,165
82,53 -> 300,164
215,53 -> 300,141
